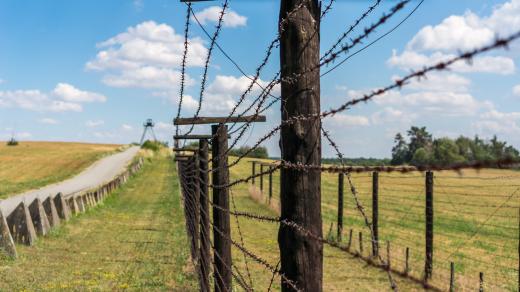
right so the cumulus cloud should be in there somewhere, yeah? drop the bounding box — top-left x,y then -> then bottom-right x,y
40,118 -> 59,125
327,114 -> 370,127
53,83 -> 107,102
193,6 -> 247,28
0,84 -> 106,112
371,107 -> 415,125
122,124 -> 133,131
473,109 -> 520,136
86,120 -> 104,127
389,0 -> 518,76
388,50 -> 515,75
394,73 -> 471,93
87,21 -> 207,92
514,84 -> 520,97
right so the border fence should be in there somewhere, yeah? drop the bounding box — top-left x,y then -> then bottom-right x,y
173,0 -> 520,291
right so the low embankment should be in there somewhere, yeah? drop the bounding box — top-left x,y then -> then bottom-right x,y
0,147 -> 143,258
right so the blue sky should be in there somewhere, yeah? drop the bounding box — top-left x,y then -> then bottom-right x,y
0,0 -> 519,158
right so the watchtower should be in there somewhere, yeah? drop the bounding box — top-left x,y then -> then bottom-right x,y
139,119 -> 157,145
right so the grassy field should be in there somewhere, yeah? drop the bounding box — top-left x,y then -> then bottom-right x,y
0,141 -> 121,199
226,157 -> 520,291
0,154 -> 197,291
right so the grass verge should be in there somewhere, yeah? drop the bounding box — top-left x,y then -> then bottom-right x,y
0,154 -> 197,291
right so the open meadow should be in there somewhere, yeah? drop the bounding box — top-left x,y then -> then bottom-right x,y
226,157 -> 520,291
0,142 -> 121,199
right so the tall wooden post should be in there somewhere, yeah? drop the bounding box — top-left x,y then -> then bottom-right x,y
191,155 -> 200,264
212,124 -> 232,292
425,171 -> 434,282
372,171 -> 379,257
278,0 -> 322,291
269,166 -> 273,204
337,172 -> 344,241
252,161 -> 256,185
199,139 -> 210,292
260,164 -> 264,192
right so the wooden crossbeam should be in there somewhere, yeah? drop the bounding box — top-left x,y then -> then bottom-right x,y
174,115 -> 266,126
173,148 -> 198,152
175,135 -> 214,140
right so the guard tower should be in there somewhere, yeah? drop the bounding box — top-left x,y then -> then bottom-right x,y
139,118 -> 157,145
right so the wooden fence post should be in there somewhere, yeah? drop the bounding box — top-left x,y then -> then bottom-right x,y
191,155 -> 200,264
479,272 -> 484,292
252,161 -> 256,185
212,124 -> 232,292
425,171 -> 434,282
372,171 -> 379,257
449,262 -> 455,292
405,247 -> 410,276
199,139 -> 210,292
278,0 -> 322,290
337,172 -> 344,241
260,164 -> 264,192
269,166 -> 273,204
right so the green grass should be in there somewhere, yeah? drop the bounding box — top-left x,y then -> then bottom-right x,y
0,141 -> 121,199
227,157 -> 520,291
0,154 -> 197,291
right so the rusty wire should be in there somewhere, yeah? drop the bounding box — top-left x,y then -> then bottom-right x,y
176,2 -> 192,140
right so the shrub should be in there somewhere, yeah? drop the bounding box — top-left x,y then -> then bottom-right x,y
141,140 -> 166,152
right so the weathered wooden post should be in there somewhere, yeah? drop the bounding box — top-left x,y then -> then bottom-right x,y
405,247 -> 410,276
337,172 -> 344,241
252,161 -> 256,185
359,231 -> 363,255
212,124 -> 232,292
199,139 -> 211,292
191,155 -> 200,264
479,272 -> 484,292
278,0 -> 322,290
425,171 -> 434,282
449,262 -> 455,292
260,164 -> 264,192
372,171 -> 379,257
268,165 -> 273,204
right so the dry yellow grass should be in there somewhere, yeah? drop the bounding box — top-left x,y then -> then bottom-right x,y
0,141 -> 121,198
227,157 -> 520,291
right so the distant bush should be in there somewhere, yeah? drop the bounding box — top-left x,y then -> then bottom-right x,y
229,146 -> 269,159
141,140 -> 167,152
6,138 -> 18,146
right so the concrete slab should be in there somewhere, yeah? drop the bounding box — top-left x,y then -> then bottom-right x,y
6,201 -> 37,245
28,198 -> 51,236
0,209 -> 17,258
53,193 -> 71,220
43,197 -> 60,228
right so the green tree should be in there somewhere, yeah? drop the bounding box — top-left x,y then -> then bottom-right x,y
432,138 -> 466,166
411,148 -> 431,166
391,133 -> 409,165
407,126 -> 433,161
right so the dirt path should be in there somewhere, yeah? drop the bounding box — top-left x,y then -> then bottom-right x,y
0,146 -> 139,216
0,155 -> 197,291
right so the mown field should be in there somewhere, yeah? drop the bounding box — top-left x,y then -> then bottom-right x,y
227,157 -> 520,291
0,141 -> 121,199
0,154 -> 197,291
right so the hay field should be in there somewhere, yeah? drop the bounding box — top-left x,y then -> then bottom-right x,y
227,157 -> 520,291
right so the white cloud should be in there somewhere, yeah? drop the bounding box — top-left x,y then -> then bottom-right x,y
327,114 -> 370,127
87,21 -> 206,91
371,107 -> 415,125
196,75 -> 279,116
86,120 -> 104,127
0,89 -> 83,112
53,83 -> 107,102
102,66 -> 193,90
122,124 -> 133,131
40,118 -> 59,125
513,84 -> 520,97
373,90 -> 491,117
388,50 -> 515,75
407,0 -> 520,52
193,6 -> 247,28
473,109 -> 520,136
394,73 -> 471,93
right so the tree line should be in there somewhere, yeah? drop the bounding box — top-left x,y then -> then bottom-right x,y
391,126 -> 519,166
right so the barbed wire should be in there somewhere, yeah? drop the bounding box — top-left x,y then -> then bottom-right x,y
182,0 -> 229,138
176,2 -> 192,141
